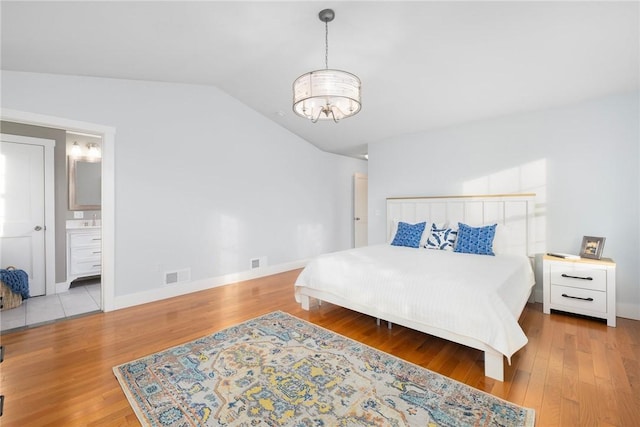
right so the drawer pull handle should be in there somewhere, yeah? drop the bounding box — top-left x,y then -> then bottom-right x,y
561,293 -> 594,302
92,251 -> 102,254
92,238 -> 102,241
92,264 -> 102,268
561,273 -> 593,281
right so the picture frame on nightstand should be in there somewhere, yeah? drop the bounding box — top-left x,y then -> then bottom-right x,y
580,235 -> 606,259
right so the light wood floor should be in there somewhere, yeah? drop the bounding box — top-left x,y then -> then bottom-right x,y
1,269 -> 638,426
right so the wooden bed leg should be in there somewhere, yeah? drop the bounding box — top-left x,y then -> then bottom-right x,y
484,350 -> 504,381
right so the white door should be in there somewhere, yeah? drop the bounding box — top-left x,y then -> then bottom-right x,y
1,138 -> 51,296
353,173 -> 368,247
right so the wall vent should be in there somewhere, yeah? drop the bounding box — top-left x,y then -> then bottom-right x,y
165,272 -> 178,284
250,256 -> 268,270
164,268 -> 191,285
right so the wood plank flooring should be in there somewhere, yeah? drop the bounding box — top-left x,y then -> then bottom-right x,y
1,269 -> 638,426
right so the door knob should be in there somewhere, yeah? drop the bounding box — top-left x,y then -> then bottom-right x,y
34,225 -> 43,231
354,217 -> 360,221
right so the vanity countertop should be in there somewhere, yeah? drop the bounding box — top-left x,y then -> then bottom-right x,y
66,219 -> 101,229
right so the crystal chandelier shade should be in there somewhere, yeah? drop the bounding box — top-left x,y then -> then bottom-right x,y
293,9 -> 361,123
293,69 -> 361,122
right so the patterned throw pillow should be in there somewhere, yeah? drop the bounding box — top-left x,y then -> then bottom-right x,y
454,223 -> 497,256
425,224 -> 458,251
390,221 -> 427,248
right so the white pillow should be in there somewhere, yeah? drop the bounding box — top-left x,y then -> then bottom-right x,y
425,223 -> 458,251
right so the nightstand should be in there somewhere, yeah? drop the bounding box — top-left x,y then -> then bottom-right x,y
543,255 -> 616,327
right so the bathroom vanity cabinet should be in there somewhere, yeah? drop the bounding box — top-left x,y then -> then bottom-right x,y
66,227 -> 102,285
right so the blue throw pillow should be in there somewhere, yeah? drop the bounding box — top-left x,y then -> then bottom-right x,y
390,221 -> 426,248
425,224 -> 458,251
454,223 -> 497,256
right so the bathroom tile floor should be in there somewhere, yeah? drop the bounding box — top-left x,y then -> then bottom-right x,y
1,282 -> 101,333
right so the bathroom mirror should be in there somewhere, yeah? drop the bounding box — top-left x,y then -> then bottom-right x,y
68,156 -> 101,210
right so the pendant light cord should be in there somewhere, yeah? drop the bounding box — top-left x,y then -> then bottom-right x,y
325,20 -> 329,70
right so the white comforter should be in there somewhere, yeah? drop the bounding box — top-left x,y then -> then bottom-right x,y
295,244 -> 535,360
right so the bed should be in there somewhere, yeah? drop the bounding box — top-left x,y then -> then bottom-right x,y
295,194 -> 536,381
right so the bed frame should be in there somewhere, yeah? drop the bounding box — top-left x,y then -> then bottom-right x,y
298,193 -> 536,381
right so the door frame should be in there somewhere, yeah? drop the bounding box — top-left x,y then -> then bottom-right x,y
2,108 -> 116,311
1,134 -> 56,295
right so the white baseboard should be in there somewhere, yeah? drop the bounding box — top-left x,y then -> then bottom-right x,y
112,259 -> 308,311
617,302 -> 640,321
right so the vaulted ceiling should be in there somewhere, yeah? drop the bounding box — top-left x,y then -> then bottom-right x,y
2,1 -> 638,158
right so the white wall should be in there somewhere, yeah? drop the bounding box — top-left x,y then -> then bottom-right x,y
2,71 -> 367,306
368,92 -> 639,320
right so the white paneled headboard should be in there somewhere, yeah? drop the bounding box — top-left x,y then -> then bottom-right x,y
386,194 -> 536,257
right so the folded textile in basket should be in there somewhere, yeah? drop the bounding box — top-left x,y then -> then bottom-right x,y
0,268 -> 30,299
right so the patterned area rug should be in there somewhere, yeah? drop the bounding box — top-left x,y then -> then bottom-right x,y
113,311 -> 535,426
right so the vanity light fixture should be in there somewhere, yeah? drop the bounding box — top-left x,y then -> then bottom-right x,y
293,8 -> 361,123
86,143 -> 101,159
70,141 -> 82,157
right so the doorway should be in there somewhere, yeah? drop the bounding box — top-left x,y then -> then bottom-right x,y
1,108 -> 116,316
0,130 -> 106,332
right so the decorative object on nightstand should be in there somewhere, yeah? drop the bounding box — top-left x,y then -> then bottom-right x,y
543,255 -> 616,327
579,235 -> 606,259
546,252 -> 580,260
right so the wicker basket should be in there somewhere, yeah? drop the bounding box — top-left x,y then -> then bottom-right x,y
1,275 -> 24,311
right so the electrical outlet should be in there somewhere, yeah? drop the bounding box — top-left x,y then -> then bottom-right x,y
74,211 -> 84,219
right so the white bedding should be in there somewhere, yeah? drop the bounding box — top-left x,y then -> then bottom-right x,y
295,244 -> 535,361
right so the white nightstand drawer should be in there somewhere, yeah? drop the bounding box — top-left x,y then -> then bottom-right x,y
550,268 -> 606,291
550,285 -> 606,313
543,256 -> 616,326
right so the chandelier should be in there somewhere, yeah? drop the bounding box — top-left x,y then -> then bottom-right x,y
293,9 -> 361,123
